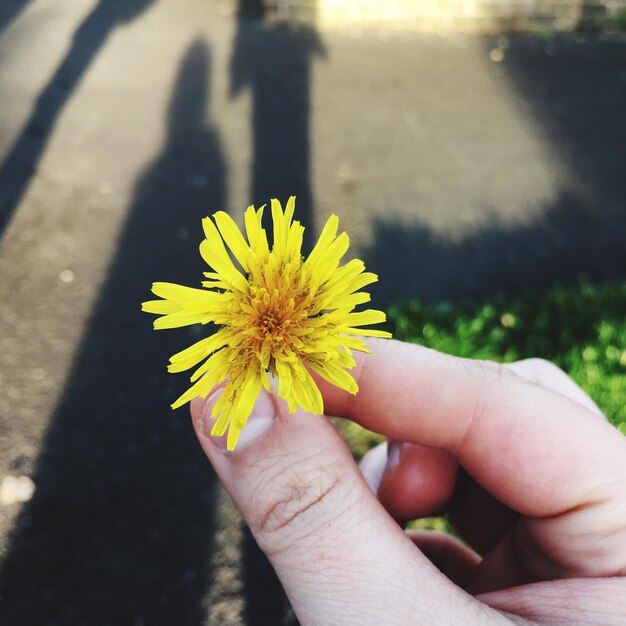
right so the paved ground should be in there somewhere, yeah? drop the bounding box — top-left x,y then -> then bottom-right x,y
0,0 -> 624,624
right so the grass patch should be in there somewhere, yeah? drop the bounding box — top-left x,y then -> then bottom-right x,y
607,8 -> 626,32
339,282 -> 626,458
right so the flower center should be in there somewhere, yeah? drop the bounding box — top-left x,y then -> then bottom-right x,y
261,312 -> 279,335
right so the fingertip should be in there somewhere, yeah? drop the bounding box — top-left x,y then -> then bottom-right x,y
359,441 -> 388,494
190,395 -> 204,422
189,388 -> 484,624
377,443 -> 458,522
190,395 -> 209,445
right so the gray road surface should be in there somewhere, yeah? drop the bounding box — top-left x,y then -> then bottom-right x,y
0,0 -> 625,624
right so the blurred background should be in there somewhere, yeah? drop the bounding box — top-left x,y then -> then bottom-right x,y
0,0 -> 625,623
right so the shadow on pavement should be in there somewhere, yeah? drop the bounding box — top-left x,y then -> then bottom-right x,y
0,39 -> 224,625
500,34 -> 625,221
364,35 -> 626,309
230,2 -> 322,623
241,528 -> 296,626
0,0 -> 156,240
366,190 -> 626,309
0,0 -> 33,34
230,0 -> 324,251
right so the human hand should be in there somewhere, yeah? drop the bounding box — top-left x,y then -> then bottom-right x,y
191,339 -> 626,625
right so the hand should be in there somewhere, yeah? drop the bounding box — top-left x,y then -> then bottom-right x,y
191,339 -> 626,625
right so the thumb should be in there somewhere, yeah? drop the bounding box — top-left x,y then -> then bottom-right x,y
191,388 -> 495,626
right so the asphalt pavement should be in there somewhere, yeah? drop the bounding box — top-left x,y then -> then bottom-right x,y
0,1 -> 625,624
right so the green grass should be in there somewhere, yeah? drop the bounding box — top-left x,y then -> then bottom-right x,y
607,8 -> 626,32
339,281 -> 626,459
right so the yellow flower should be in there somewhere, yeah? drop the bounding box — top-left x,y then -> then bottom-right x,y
142,197 -> 391,450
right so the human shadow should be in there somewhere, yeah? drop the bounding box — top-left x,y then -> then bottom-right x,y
241,528 -> 296,626
365,34 -> 626,309
0,0 -> 155,240
230,2 -> 322,623
0,39 -> 225,625
230,0 -> 323,251
0,0 -> 33,34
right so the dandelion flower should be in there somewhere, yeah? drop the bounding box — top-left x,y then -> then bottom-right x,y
142,197 -> 391,450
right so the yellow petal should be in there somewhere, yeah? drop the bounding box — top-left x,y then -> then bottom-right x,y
341,336 -> 370,353
200,241 -> 248,291
168,333 -> 228,373
343,309 -> 387,327
331,291 -> 371,310
260,369 -> 270,390
323,259 -> 365,291
305,214 -> 338,267
232,373 -> 263,430
171,373 -> 214,409
226,423 -> 242,451
283,195 -> 296,225
322,334 -> 369,353
154,312 -> 206,330
141,300 -> 181,315
289,363 -> 323,415
211,371 -> 263,450
285,220 -> 304,261
244,204 -> 268,254
345,272 -> 379,294
271,198 -> 287,254
275,358 -> 293,401
200,218 -> 248,291
315,232 -> 350,280
190,348 -> 230,382
213,211 -> 250,271
211,399 -> 232,437
342,327 -> 392,338
151,282 -> 221,304
308,359 -> 358,395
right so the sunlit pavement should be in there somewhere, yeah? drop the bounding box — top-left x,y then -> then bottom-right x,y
0,1 -> 624,623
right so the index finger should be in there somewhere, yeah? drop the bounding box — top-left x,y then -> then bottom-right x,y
320,339 -> 626,517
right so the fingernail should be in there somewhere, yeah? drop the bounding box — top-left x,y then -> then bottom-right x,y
359,441 -> 388,494
385,441 -> 404,473
201,387 -> 277,452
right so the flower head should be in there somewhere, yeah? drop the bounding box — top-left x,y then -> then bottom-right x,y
142,197 -> 391,450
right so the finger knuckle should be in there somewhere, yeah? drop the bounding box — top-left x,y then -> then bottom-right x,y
249,451 -> 347,551
467,357 -> 508,380
523,357 -> 565,376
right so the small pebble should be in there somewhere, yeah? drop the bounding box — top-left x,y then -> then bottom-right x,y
0,475 -> 35,506
489,48 -> 505,63
59,269 -> 74,283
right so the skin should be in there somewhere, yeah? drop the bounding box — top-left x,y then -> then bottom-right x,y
190,339 -> 626,625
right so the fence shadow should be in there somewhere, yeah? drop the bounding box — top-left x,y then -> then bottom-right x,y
365,190 -> 626,310
0,39 -> 224,625
0,0 -> 33,34
230,1 -> 322,623
365,34 -> 626,309
0,0 -> 156,239
496,33 -> 625,222
230,0 -> 323,250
